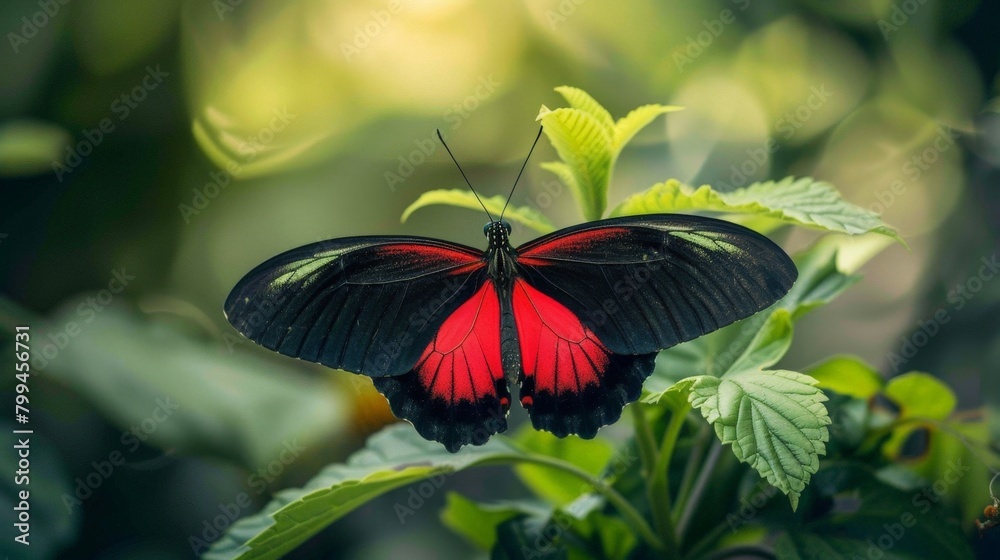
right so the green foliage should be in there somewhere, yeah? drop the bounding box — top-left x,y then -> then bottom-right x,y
402,188 -> 557,233
513,428 -> 616,506
610,177 -> 904,244
0,298 -> 345,469
204,426 -> 521,560
536,86 -> 681,220
210,88 -> 980,560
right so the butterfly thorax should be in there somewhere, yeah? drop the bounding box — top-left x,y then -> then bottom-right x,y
484,221 -> 518,285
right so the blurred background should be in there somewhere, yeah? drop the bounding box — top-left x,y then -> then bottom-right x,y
0,0 -> 998,558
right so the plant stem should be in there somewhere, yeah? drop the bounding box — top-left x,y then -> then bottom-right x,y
647,404 -> 689,550
677,439 -> 723,540
672,424 -> 711,522
631,404 -> 658,479
492,452 -> 669,555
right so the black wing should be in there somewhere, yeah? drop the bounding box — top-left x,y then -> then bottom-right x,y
514,214 -> 797,356
224,236 -> 487,377
510,214 -> 795,438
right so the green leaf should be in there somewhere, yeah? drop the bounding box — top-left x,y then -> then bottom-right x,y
642,309 -> 792,407
536,106 -> 612,220
440,494 -> 535,551
613,104 -> 682,151
536,87 -> 677,220
884,372 -> 956,420
205,425 -> 519,560
5,298 -> 345,469
642,378 -> 698,409
609,177 -> 904,244
401,188 -> 556,234
779,235 -> 866,320
726,309 -> 793,373
553,86 -> 615,130
880,372 -> 958,461
513,428 -> 615,506
807,356 -> 883,399
688,370 -> 831,510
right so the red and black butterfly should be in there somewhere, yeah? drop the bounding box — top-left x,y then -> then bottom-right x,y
224,130 -> 797,452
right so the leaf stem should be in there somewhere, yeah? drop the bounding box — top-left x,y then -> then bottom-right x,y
491,452 -> 668,554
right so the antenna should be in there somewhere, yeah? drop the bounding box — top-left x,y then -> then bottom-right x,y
436,129 -> 493,222
500,126 -> 544,221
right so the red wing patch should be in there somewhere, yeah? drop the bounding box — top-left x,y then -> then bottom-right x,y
415,281 -> 506,406
517,227 -> 631,266
512,278 -> 656,439
513,279 -> 610,399
371,280 -> 510,452
375,243 -> 483,276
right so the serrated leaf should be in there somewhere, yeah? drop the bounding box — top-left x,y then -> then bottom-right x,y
688,370 -> 831,510
401,188 -> 556,234
807,356 -> 883,399
610,177 -> 904,244
554,86 -> 615,131
204,425 -> 518,560
536,88 -> 676,221
537,106 -> 612,220
513,428 -> 614,506
613,104 -> 682,151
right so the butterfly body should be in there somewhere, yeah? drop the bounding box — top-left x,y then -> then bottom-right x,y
225,214 -> 796,452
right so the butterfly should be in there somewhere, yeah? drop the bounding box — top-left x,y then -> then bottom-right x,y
224,129 -> 797,452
